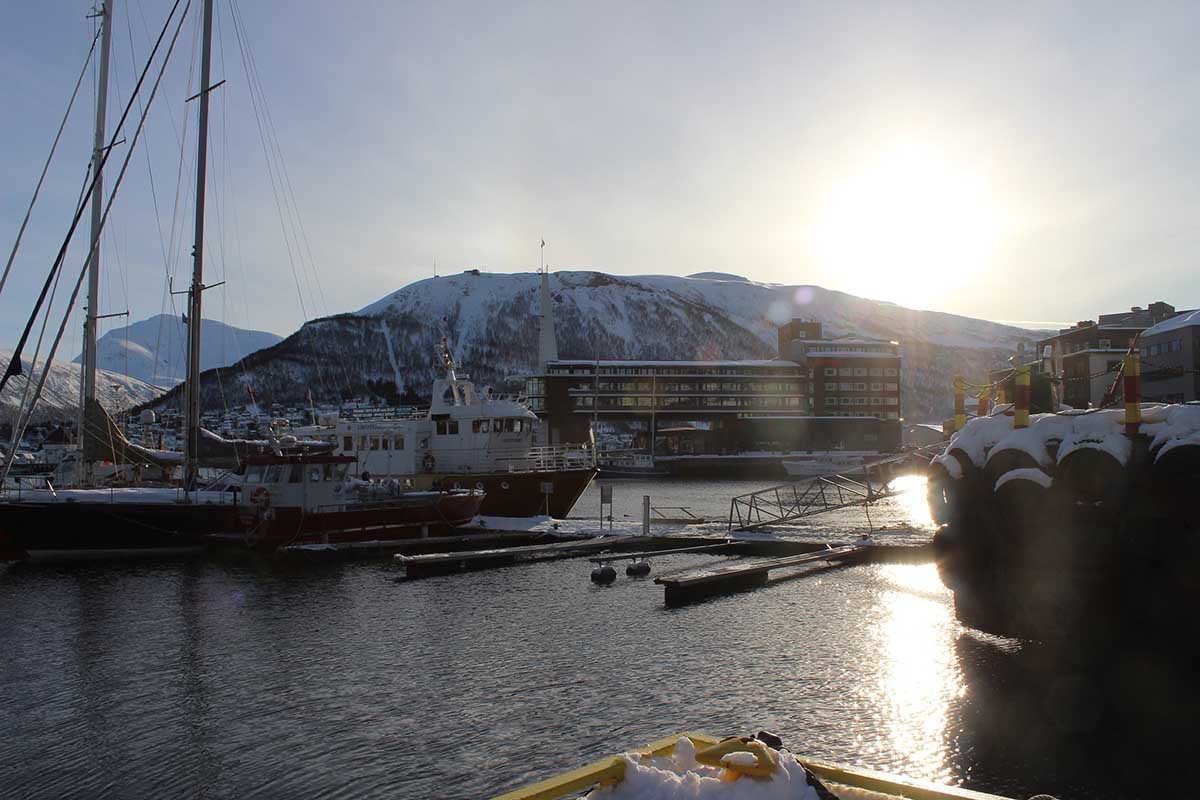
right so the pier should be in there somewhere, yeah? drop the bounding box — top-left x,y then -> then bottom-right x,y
655,541 -> 870,606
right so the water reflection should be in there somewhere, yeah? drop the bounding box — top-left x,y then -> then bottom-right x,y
868,563 -> 962,784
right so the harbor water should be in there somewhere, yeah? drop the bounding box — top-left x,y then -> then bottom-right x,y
1,476 -> 1192,799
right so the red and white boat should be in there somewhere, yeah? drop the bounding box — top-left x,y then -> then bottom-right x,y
227,452 -> 485,553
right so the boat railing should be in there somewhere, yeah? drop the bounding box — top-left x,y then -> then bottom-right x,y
498,442 -> 597,474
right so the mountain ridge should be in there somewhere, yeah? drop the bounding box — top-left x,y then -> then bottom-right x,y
144,270 -> 1043,422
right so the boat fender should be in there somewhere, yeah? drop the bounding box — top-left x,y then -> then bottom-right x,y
250,487 -> 271,507
695,736 -> 777,779
626,559 -> 651,577
422,452 -> 435,473
591,565 -> 617,584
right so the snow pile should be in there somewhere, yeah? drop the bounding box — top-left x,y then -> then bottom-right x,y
1056,409 -> 1132,466
946,414 -> 1013,466
587,737 -> 823,800
995,468 -> 1053,492
930,451 -> 963,480
1145,403 -> 1200,462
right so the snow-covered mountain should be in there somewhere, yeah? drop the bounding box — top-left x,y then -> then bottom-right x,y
73,314 -> 283,387
1,351 -> 162,423
148,270 -> 1045,423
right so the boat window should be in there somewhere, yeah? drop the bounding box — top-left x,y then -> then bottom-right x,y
447,420 -> 459,435
436,420 -> 447,435
308,466 -> 323,482
358,435 -> 368,450
322,463 -> 337,481
492,419 -> 503,434
472,419 -> 489,434
504,418 -> 518,433
288,464 -> 303,483
381,438 -> 389,450
264,464 -> 285,483
370,436 -> 380,450
334,463 -> 350,481
343,435 -> 353,451
393,435 -> 404,450
244,466 -> 262,484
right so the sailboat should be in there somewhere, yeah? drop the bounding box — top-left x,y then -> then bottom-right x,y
0,1 -> 483,561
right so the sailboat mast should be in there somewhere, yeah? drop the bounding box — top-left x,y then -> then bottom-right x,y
80,0 -> 115,485
184,0 -> 215,490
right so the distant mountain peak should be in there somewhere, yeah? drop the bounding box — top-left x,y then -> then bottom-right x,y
686,271 -> 751,282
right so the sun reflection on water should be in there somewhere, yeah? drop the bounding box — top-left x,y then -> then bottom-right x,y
866,562 -> 963,784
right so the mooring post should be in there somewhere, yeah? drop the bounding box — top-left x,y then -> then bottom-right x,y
977,387 -> 990,417
1014,365 -> 1031,429
953,376 -> 966,432
643,495 -> 650,536
1123,352 -> 1141,436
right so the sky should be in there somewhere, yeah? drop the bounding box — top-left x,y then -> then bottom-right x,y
2,0 -> 1199,352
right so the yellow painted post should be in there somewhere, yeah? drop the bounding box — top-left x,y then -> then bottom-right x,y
1014,365 -> 1030,429
1123,352 -> 1141,436
953,376 -> 966,431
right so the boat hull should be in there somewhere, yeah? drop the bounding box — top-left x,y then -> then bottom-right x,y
250,491 -> 485,550
434,468 -> 595,518
0,500 -> 241,562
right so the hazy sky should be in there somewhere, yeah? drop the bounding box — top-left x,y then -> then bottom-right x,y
2,1 -> 1199,351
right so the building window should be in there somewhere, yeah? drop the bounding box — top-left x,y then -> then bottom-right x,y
870,382 -> 883,391
869,367 -> 882,377
854,383 -> 866,391
825,368 -> 837,376
839,368 -> 853,376
1098,338 -> 1111,349
853,368 -> 867,377
885,383 -> 898,391
870,397 -> 882,406
825,382 -> 838,391
840,397 -> 851,405
884,368 -> 898,377
854,397 -> 867,405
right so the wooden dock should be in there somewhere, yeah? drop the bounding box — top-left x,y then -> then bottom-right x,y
395,535 -> 648,578
655,542 -> 870,606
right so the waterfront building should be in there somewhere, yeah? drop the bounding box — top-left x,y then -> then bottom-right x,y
1138,309 -> 1200,403
1038,301 -> 1178,409
527,319 -> 903,467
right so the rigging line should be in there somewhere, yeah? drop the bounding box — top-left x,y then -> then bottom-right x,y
229,2 -> 353,403
231,0 -> 329,321
2,0 -> 192,483
226,3 -> 335,402
1,0 -> 187,396
0,25 -> 102,302
152,10 -> 201,388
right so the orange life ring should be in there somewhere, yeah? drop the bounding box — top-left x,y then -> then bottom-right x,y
250,486 -> 271,507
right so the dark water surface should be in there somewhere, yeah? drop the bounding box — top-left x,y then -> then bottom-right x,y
1,478 -> 1193,799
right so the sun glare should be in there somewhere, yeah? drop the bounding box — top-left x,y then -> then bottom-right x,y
809,142 -> 1005,310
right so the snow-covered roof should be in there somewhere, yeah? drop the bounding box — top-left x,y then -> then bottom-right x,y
1142,309 -> 1200,339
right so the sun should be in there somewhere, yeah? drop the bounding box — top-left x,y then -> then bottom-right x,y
808,142 -> 1005,310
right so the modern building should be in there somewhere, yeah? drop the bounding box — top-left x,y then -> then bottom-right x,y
777,320 -> 902,421
1038,301 -> 1178,409
1139,309 -> 1200,403
526,319 -> 903,470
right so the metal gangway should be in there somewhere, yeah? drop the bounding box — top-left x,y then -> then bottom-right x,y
727,444 -> 948,531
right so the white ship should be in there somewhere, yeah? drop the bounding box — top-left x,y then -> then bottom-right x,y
302,343 -> 597,518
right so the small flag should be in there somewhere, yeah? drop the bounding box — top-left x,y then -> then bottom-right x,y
540,239 -> 545,248
181,313 -> 189,325
246,384 -> 257,404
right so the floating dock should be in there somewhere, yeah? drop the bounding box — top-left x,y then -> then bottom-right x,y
655,541 -> 870,606
395,535 -> 650,578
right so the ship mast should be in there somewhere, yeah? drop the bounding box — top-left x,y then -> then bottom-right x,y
184,0 -> 215,491
79,0 -> 115,486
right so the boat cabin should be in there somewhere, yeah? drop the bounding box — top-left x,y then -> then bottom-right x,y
240,453 -> 355,511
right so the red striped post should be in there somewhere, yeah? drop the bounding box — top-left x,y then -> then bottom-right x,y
1014,365 -> 1031,428
977,388 -> 990,417
953,376 -> 966,431
1123,352 -> 1141,436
